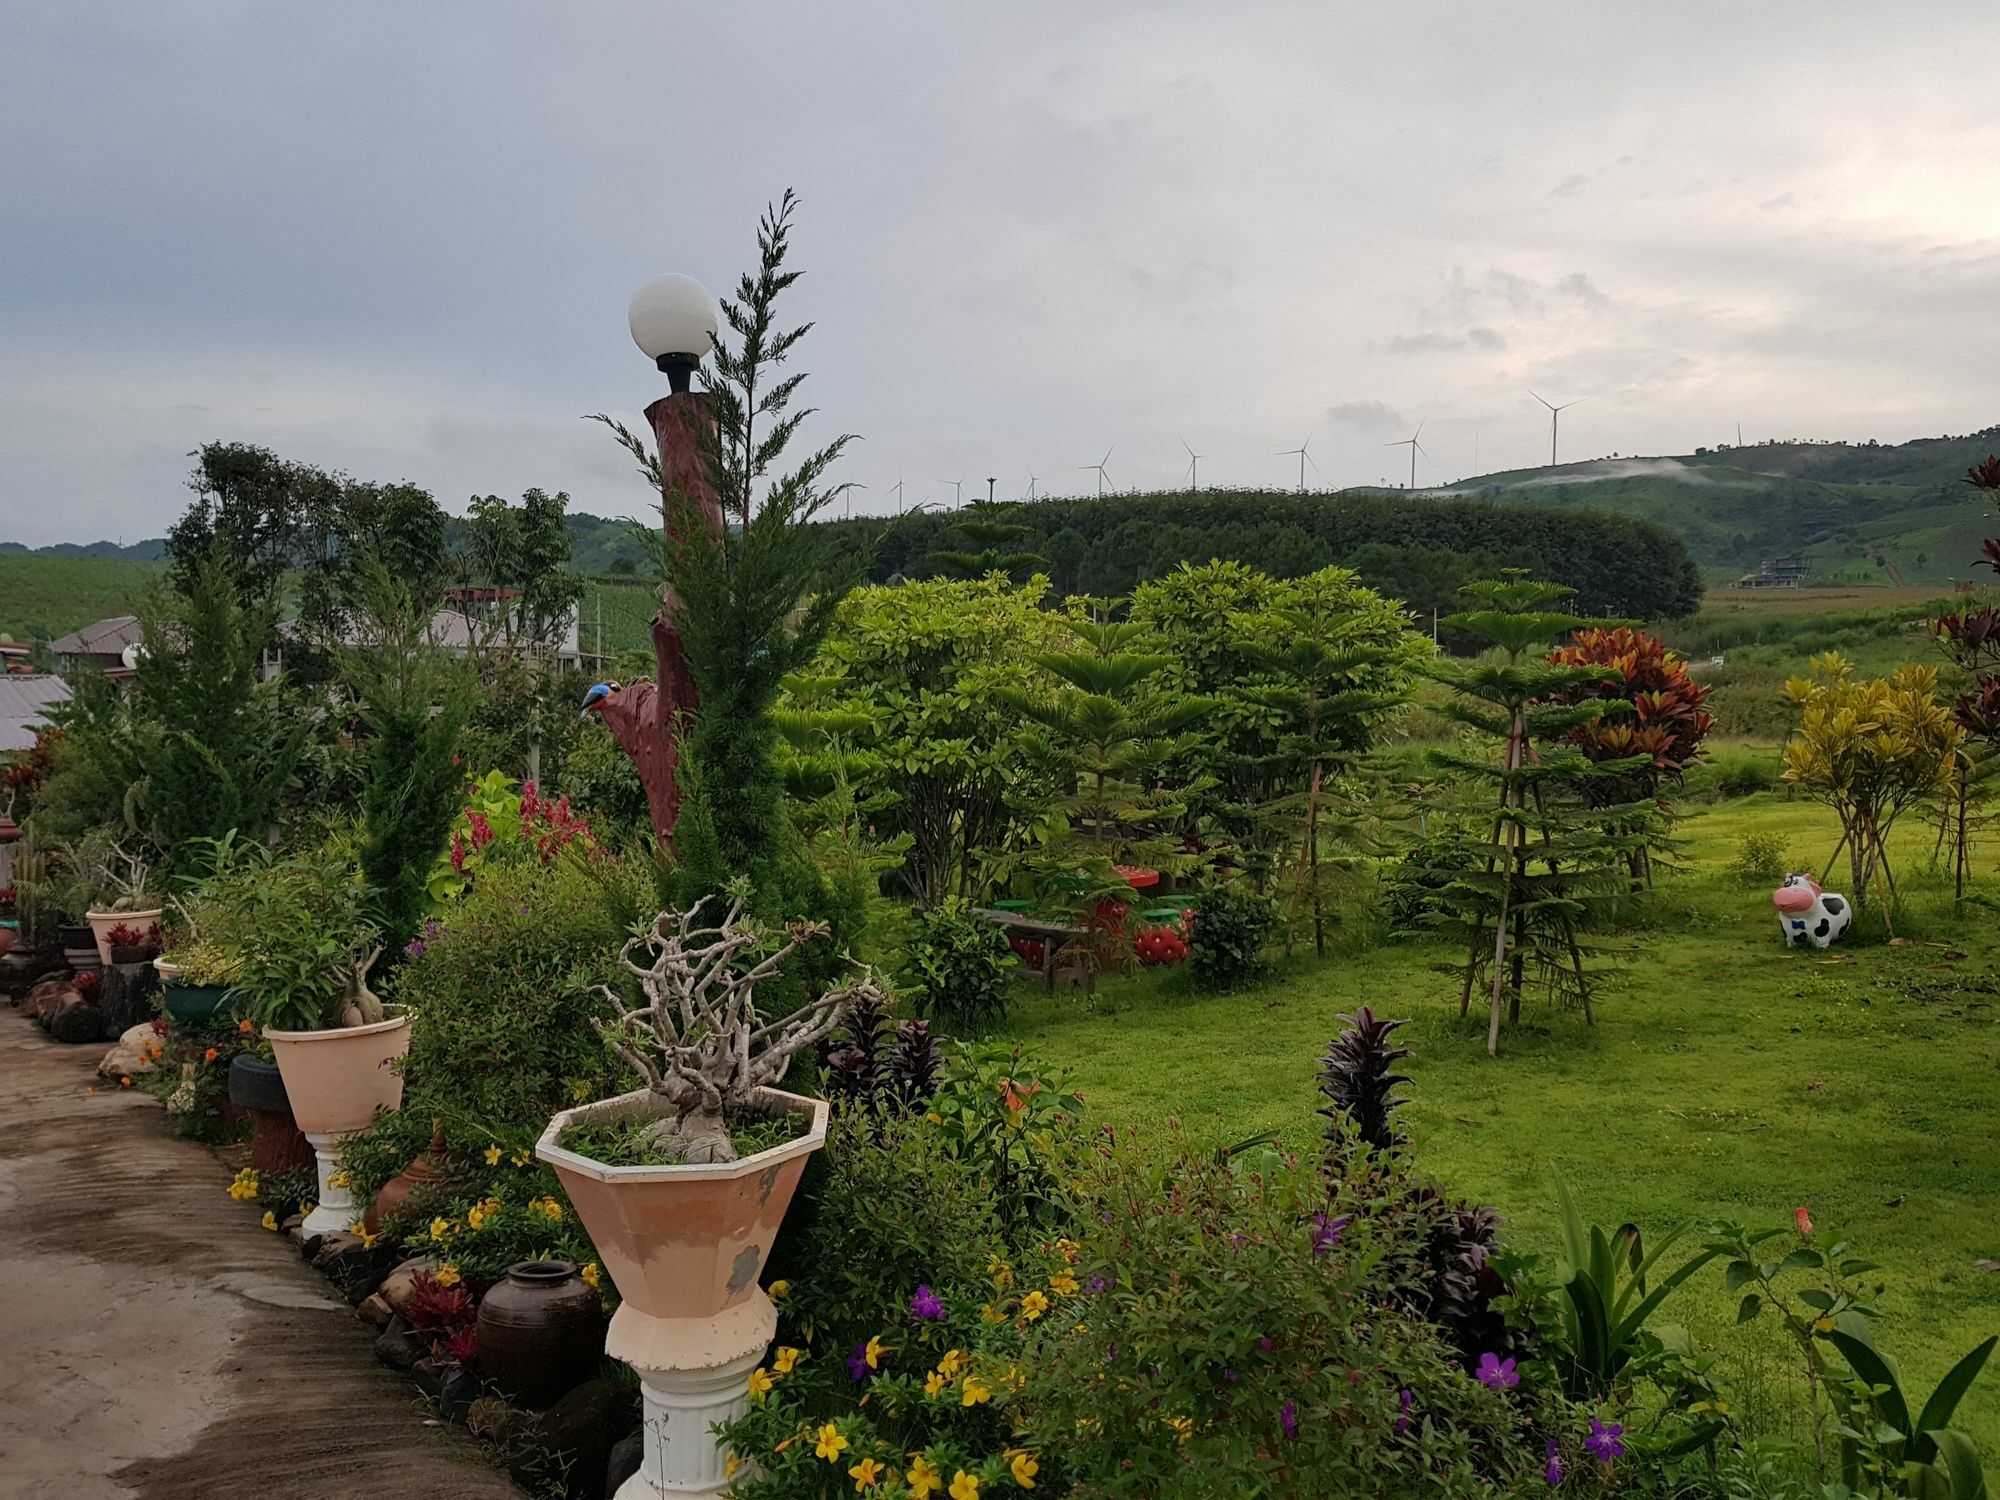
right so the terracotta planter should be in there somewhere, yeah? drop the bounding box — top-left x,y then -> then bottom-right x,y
85,909 -> 162,968
536,1086 -> 825,1332
267,1008 -> 411,1235
364,1122 -> 448,1235
475,1260 -> 606,1408
537,1087 -> 828,1498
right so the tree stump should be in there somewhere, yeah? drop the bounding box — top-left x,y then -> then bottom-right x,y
98,960 -> 158,1038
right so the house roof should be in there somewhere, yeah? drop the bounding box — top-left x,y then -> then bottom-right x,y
0,674 -> 71,753
49,615 -> 142,656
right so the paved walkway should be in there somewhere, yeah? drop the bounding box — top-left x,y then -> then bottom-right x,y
0,1022 -> 519,1500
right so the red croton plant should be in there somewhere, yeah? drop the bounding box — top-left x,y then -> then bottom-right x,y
1933,456 -> 2000,743
1544,626 -> 1715,803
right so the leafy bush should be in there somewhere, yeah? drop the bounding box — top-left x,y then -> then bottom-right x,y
1710,749 -> 1777,798
1730,831 -> 1791,884
901,898 -> 1013,1032
1381,827 -> 1482,933
1186,884 -> 1277,992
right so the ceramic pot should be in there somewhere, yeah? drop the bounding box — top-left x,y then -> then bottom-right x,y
267,1008 -> 411,1234
160,982 -> 234,1026
475,1260 -> 606,1409
0,927 -> 14,960
85,909 -> 162,968
364,1122 -> 448,1234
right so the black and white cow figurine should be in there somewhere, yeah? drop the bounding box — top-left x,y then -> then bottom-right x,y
1772,873 -> 1852,949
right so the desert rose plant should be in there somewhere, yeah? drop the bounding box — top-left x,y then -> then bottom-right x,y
592,896 -> 887,1164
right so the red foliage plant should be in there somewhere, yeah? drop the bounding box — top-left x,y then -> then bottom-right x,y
1933,457 -> 2000,745
73,971 -> 101,998
405,1270 -> 479,1369
105,921 -> 162,952
1544,627 -> 1715,801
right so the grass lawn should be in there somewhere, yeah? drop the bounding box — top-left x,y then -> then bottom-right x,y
0,554 -> 165,641
1001,791 -> 2000,1444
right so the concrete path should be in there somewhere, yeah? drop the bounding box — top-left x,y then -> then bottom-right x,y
0,1022 -> 519,1500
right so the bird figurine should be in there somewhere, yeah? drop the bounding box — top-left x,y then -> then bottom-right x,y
578,681 -> 621,720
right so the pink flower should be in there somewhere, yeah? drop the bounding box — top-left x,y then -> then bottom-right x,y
1795,1205 -> 1814,1236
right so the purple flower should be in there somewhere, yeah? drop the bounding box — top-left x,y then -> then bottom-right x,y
1545,1440 -> 1564,1487
1223,1368 -> 1239,1384
403,938 -> 426,959
1394,1387 -> 1413,1436
1257,1336 -> 1273,1352
1475,1352 -> 1518,1391
424,919 -> 441,939
1228,1231 -> 1246,1256
1086,1275 -> 1109,1294
844,1342 -> 871,1382
909,1284 -> 946,1322
1584,1418 -> 1624,1464
1279,1401 -> 1299,1441
1310,1213 -> 1349,1256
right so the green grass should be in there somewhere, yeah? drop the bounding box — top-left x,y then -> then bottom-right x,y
0,555 -> 165,641
1000,792 -> 2000,1445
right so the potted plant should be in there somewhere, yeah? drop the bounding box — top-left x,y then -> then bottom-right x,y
153,939 -> 244,1025
536,897 -> 883,1496
104,919 -> 163,967
78,837 -> 165,968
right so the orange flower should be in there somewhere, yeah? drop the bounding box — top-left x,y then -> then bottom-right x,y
238,1018 -> 254,1034
119,1076 -> 132,1088
203,1047 -> 219,1062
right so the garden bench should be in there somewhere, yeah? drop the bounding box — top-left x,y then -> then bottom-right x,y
969,907 -> 1096,994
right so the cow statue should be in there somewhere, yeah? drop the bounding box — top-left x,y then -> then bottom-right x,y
1772,873 -> 1852,949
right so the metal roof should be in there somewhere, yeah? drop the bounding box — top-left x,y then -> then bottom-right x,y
0,674 -> 70,753
48,615 -> 141,656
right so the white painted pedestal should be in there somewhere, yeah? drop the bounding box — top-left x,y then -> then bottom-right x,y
611,1297 -> 774,1498
301,1130 -> 357,1236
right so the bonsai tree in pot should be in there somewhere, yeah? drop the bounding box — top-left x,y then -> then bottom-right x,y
76,834 -> 164,967
537,896 -> 885,1497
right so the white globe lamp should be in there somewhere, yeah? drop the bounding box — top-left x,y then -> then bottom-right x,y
627,274 -> 718,393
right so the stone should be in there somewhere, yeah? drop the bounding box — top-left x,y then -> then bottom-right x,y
412,1357 -> 478,1424
375,1315 -> 427,1372
313,1235 -> 401,1304
377,1256 -> 440,1318
505,1378 -> 615,1500
98,1023 -> 162,1080
48,996 -> 106,1044
356,1293 -> 393,1328
604,1431 -> 642,1499
24,978 -> 71,1024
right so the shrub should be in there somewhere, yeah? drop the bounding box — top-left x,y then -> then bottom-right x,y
1712,750 -> 1776,798
1381,827 -> 1482,933
901,898 -> 1014,1032
1186,884 -> 1277,992
1730,831 -> 1790,884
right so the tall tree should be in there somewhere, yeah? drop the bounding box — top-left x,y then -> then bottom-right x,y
167,442 -> 309,604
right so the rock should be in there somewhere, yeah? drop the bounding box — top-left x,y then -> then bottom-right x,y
412,1358 -> 478,1424
48,996 -> 106,1044
377,1256 -> 440,1318
375,1316 -> 428,1372
313,1235 -> 401,1304
604,1431 -> 642,1499
357,1293 -> 393,1328
98,1023 -> 159,1079
24,978 -> 71,1024
506,1378 -> 615,1500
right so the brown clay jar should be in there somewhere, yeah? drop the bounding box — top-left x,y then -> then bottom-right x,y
364,1123 -> 447,1234
475,1260 -> 605,1408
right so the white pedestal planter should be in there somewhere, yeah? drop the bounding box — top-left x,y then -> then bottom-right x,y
615,1317 -> 768,1498
301,1130 -> 358,1236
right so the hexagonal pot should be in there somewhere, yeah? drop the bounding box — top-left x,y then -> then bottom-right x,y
535,1087 -> 827,1345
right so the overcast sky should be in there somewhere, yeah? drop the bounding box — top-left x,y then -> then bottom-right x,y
3,2 -> 1997,547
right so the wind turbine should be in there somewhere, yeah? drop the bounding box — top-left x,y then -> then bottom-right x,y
1277,435 -> 1316,493
840,481 -> 868,520
1384,418 -> 1429,491
938,477 -> 965,508
888,477 -> 907,513
1180,436 -> 1208,490
1080,446 -> 1114,497
1529,390 -> 1585,466
1027,473 -> 1039,500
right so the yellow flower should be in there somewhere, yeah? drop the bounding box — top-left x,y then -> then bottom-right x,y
511,1148 -> 533,1168
768,1279 -> 790,1300
260,1210 -> 278,1232
467,1197 -> 504,1232
580,1262 -> 601,1291
1054,1237 -> 1080,1264
774,1345 -> 804,1375
725,1451 -> 742,1480
960,1375 -> 992,1407
936,1349 -> 967,1378
849,1456 -> 885,1490
924,1370 -> 948,1397
299,1201 -> 316,1219
484,1144 -> 504,1166
356,1227 -> 379,1249
747,1366 -> 774,1399
226,1167 -> 260,1202
529,1196 -> 564,1222
434,1262 -> 462,1287
980,1304 -> 1005,1325
906,1455 -> 943,1498
865,1334 -> 889,1369
327,1169 -> 350,1190
429,1216 -> 453,1242
949,1472 -> 980,1500
815,1422 -> 850,1462
1813,1316 -> 1835,1334
1048,1270 -> 1079,1297
1010,1451 -> 1039,1489
1019,1291 -> 1049,1322
1167,1415 -> 1193,1444
987,1253 -> 1014,1289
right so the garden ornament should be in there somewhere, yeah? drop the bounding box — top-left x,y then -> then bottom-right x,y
1772,873 -> 1851,948
577,680 -> 622,720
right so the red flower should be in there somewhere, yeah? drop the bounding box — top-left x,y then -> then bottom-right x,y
1794,1205 -> 1813,1236
449,832 -> 468,874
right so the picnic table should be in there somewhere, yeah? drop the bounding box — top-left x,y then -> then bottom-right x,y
969,907 -> 1096,994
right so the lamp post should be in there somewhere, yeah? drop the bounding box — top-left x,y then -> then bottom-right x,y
586,275 -> 726,858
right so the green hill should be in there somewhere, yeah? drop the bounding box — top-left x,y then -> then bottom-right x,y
1437,426 -> 2000,586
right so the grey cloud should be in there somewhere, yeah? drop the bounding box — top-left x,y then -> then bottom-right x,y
1387,328 -> 1509,354
1549,173 -> 1592,198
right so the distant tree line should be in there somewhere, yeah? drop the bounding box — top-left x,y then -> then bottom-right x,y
807,490 -> 1704,622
